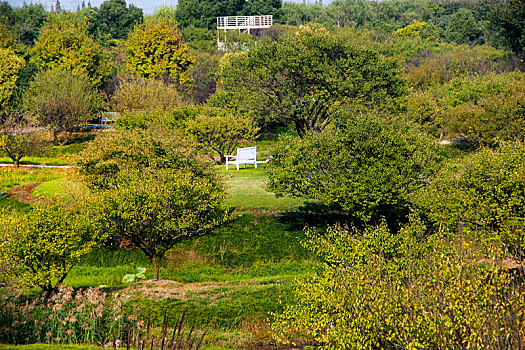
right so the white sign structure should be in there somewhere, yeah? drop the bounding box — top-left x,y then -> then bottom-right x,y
217,15 -> 273,50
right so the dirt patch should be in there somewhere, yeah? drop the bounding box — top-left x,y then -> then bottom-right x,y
5,182 -> 46,204
124,279 -> 257,300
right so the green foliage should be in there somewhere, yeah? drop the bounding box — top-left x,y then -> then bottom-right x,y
174,0 -> 245,29
126,17 -> 193,84
89,0 -> 143,40
404,44 -> 509,89
413,142 -> 525,257
122,267 -> 146,283
437,72 -> 525,147
78,128 -> 229,279
91,167 -> 229,279
0,48 -> 24,111
185,111 -> 259,163
25,67 -> 100,145
489,0 -> 525,54
112,76 -> 183,113
272,219 -> 525,349
216,28 -> 406,136
31,13 -> 110,87
267,113 -> 441,224
12,3 -> 48,47
76,128 -> 215,190
0,202 -> 97,293
445,8 -> 484,45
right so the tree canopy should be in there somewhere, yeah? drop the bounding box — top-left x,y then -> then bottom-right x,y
216,28 -> 406,137
126,17 -> 193,85
31,13 -> 110,87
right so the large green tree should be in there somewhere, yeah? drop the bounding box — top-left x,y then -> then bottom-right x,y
78,129 -> 229,279
174,0 -> 245,29
89,0 -> 143,40
215,28 -> 406,137
267,113 -> 441,224
489,0 -> 525,54
31,13 -> 110,87
126,17 -> 193,85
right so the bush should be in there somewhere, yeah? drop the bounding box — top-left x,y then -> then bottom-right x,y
267,113 -> 442,225
0,201 -> 97,294
272,218 -> 525,349
413,142 -> 525,258
112,76 -> 183,113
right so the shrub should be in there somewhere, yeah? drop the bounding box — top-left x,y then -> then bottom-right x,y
0,201 -> 97,294
413,142 -> 525,258
272,218 -> 525,349
267,113 -> 441,225
112,76 -> 183,113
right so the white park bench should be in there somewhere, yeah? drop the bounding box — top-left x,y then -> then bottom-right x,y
225,146 -> 258,170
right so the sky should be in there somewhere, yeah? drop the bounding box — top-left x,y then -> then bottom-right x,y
6,0 -> 333,15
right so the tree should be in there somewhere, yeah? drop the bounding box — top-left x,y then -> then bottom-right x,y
77,128 -> 229,279
94,168 -> 228,279
445,8 -> 484,45
0,48 -> 24,112
0,202 -> 97,295
242,0 -> 282,17
12,3 -> 48,47
31,13 -> 110,87
174,0 -> 245,29
89,0 -> 143,40
267,113 -> 441,224
215,28 -> 406,137
489,0 -> 525,54
185,111 -> 259,163
25,68 -> 100,145
0,113 -> 46,167
126,17 -> 194,85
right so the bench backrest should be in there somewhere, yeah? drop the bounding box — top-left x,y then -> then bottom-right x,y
237,146 -> 256,162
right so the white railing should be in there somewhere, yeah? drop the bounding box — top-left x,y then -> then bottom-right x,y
217,15 -> 273,29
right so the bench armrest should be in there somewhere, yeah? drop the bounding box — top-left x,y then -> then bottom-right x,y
224,155 -> 237,160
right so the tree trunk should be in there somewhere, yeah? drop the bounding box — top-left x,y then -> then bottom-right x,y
14,158 -> 20,168
152,255 -> 161,280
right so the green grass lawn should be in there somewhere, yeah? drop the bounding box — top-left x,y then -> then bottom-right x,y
223,166 -> 304,213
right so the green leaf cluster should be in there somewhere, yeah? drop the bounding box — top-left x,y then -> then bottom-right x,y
267,113 -> 441,224
0,202 -> 97,293
413,142 -> 525,257
126,17 -> 193,85
273,218 -> 525,349
31,12 -> 110,87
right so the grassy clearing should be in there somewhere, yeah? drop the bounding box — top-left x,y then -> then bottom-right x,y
223,167 -> 304,213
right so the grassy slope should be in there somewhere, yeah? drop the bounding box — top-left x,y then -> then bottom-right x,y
1,130 -> 314,347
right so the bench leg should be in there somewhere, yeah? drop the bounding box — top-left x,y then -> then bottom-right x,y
254,162 -> 257,169
236,163 -> 239,171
